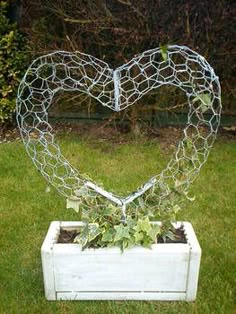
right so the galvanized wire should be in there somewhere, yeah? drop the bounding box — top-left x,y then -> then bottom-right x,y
16,45 -> 221,215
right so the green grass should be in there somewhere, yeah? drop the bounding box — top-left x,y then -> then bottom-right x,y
0,136 -> 235,314
59,134 -> 166,195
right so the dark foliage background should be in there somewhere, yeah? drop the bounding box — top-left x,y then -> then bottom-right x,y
17,0 -> 236,115
0,1 -> 28,123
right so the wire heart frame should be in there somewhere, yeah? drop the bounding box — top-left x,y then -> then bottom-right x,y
16,45 -> 221,217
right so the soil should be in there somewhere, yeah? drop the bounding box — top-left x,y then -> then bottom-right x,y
57,225 -> 187,245
0,124 -> 21,143
1,121 -> 235,153
157,226 -> 187,244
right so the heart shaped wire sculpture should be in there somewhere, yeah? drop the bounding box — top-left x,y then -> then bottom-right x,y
16,45 -> 221,217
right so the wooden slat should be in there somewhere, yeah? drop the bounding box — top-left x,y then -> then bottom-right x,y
41,221 -> 60,300
56,291 -> 187,301
53,243 -> 189,292
183,222 -> 201,301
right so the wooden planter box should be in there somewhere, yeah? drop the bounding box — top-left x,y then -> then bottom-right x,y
41,221 -> 201,301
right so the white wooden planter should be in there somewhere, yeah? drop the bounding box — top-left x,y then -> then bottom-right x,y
41,221 -> 201,301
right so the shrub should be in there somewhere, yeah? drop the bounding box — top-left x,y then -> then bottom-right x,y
0,1 -> 28,123
20,0 -> 235,114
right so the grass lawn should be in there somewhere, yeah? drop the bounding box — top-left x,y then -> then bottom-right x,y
0,134 -> 235,314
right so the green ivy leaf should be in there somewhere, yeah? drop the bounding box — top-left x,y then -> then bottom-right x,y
193,93 -> 212,113
126,217 -> 136,229
74,225 -> 89,248
138,197 -> 145,209
114,224 -> 130,242
134,231 -> 144,242
88,223 -> 101,241
126,237 -> 136,250
148,224 -> 161,242
162,230 -> 176,242
101,229 -> 114,242
160,44 -> 168,62
142,240 -> 152,249
103,205 -> 116,216
134,217 -> 151,233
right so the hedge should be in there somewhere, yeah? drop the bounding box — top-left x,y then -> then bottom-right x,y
0,1 -> 28,123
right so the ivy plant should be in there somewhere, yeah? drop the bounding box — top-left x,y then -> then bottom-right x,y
193,92 -> 212,113
73,187 -> 186,251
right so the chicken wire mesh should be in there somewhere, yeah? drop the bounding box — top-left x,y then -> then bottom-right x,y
16,45 -> 221,216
